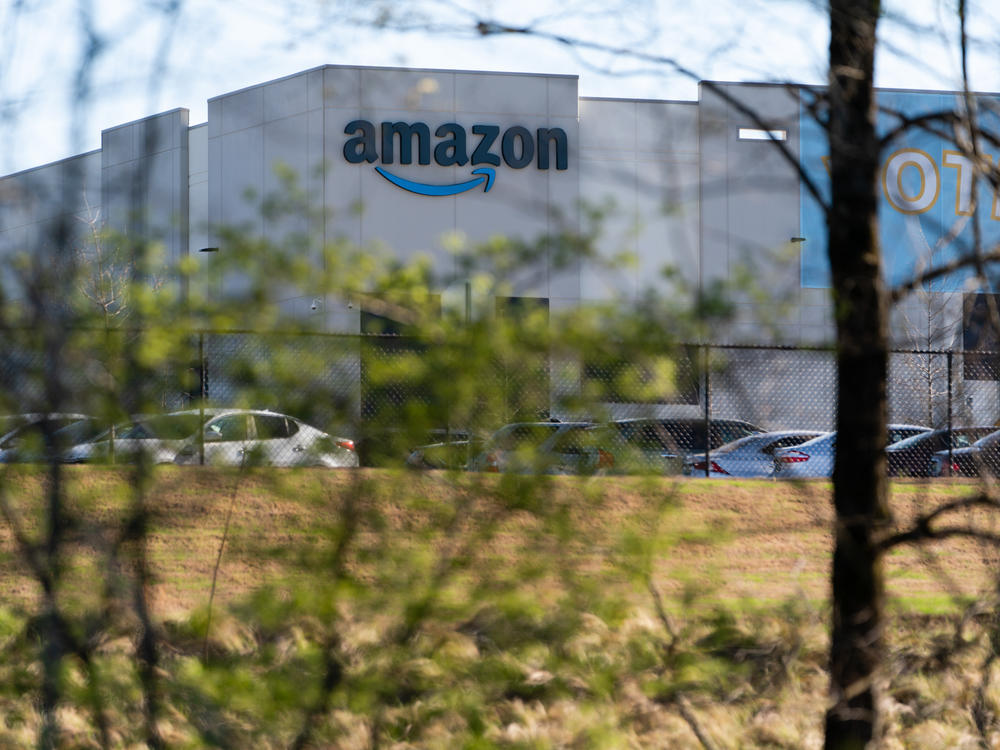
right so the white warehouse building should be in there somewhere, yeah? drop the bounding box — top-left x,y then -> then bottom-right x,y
2,64 -> 998,427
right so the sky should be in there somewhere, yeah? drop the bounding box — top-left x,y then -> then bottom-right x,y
3,0 -> 1000,176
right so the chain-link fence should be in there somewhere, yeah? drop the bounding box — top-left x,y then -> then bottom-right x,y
2,330 -> 999,473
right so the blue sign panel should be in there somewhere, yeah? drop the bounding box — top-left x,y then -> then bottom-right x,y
800,91 -> 1000,291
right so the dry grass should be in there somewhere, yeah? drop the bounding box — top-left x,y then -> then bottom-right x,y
3,469 -> 992,614
2,468 -> 1000,747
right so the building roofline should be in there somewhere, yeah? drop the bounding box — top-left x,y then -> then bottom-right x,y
208,63 -> 579,103
0,148 -> 102,182
101,107 -> 188,134
580,95 -> 696,105
699,78 -> 1000,99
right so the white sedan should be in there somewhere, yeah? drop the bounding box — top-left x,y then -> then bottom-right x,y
682,430 -> 827,478
772,424 -> 930,479
173,409 -> 358,468
62,410 -> 222,464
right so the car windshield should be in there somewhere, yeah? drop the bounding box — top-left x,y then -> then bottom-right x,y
491,424 -> 562,451
714,421 -> 762,445
887,428 -> 987,451
796,433 -> 835,450
53,419 -> 105,446
613,421 -> 694,451
90,421 -> 135,442
549,426 -> 601,454
761,433 -> 825,454
130,413 -> 205,440
1,417 -> 83,449
889,427 -> 928,444
973,430 -> 1000,449
887,431 -> 935,451
712,434 -> 759,455
795,428 -> 922,452
952,431 -> 984,449
613,420 -> 762,452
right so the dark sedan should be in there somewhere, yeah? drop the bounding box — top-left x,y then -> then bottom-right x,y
929,429 -> 1000,477
886,426 -> 996,477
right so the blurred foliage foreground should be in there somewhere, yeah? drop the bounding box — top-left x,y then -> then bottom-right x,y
2,469 -> 1000,749
5,193 -> 1000,748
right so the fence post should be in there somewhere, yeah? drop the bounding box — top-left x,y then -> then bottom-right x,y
199,331 -> 205,466
704,345 -> 711,478
947,349 -> 953,474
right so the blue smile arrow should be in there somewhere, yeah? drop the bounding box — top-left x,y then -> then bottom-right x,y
375,166 -> 496,196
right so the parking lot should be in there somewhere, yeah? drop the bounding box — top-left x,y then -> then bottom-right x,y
4,335 -> 998,479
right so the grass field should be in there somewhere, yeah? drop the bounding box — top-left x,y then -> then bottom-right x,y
2,467 -> 1000,748
2,468 -> 992,613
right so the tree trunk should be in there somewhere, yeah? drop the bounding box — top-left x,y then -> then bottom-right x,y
825,2 -> 887,749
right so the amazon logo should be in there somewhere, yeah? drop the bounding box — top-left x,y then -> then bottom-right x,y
343,120 -> 568,197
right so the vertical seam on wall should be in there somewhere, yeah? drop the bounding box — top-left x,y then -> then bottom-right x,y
453,73 -> 458,281
576,88 -> 583,301
182,113 -> 190,264
260,90 -> 265,241
357,69 -> 364,250
725,95 -> 731,293
547,79 -> 552,293
320,74 -> 327,276
634,101 -> 640,300
701,100 -> 707,304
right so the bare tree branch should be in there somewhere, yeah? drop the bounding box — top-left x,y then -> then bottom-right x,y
879,493 -> 1000,551
890,247 -> 1000,303
472,20 -> 831,216
675,694 -> 720,750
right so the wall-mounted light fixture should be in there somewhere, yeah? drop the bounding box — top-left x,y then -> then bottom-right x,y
738,128 -> 787,141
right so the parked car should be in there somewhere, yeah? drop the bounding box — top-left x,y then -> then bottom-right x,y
773,424 -> 931,479
405,433 -> 487,470
929,429 -> 1000,477
356,427 -> 477,467
468,421 -> 613,475
608,417 -> 764,474
0,413 -> 94,463
683,430 -> 827,478
174,410 -> 358,468
886,426 -> 996,477
62,410 -> 224,464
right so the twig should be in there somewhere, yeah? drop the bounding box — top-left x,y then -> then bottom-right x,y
972,628 -> 998,747
878,494 -> 1000,551
675,694 -> 720,750
889,247 -> 1000,303
202,468 -> 245,660
473,21 -> 829,215
647,579 -> 680,654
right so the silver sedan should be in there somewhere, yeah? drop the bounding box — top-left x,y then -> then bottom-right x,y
683,430 -> 827,478
174,410 -> 358,468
